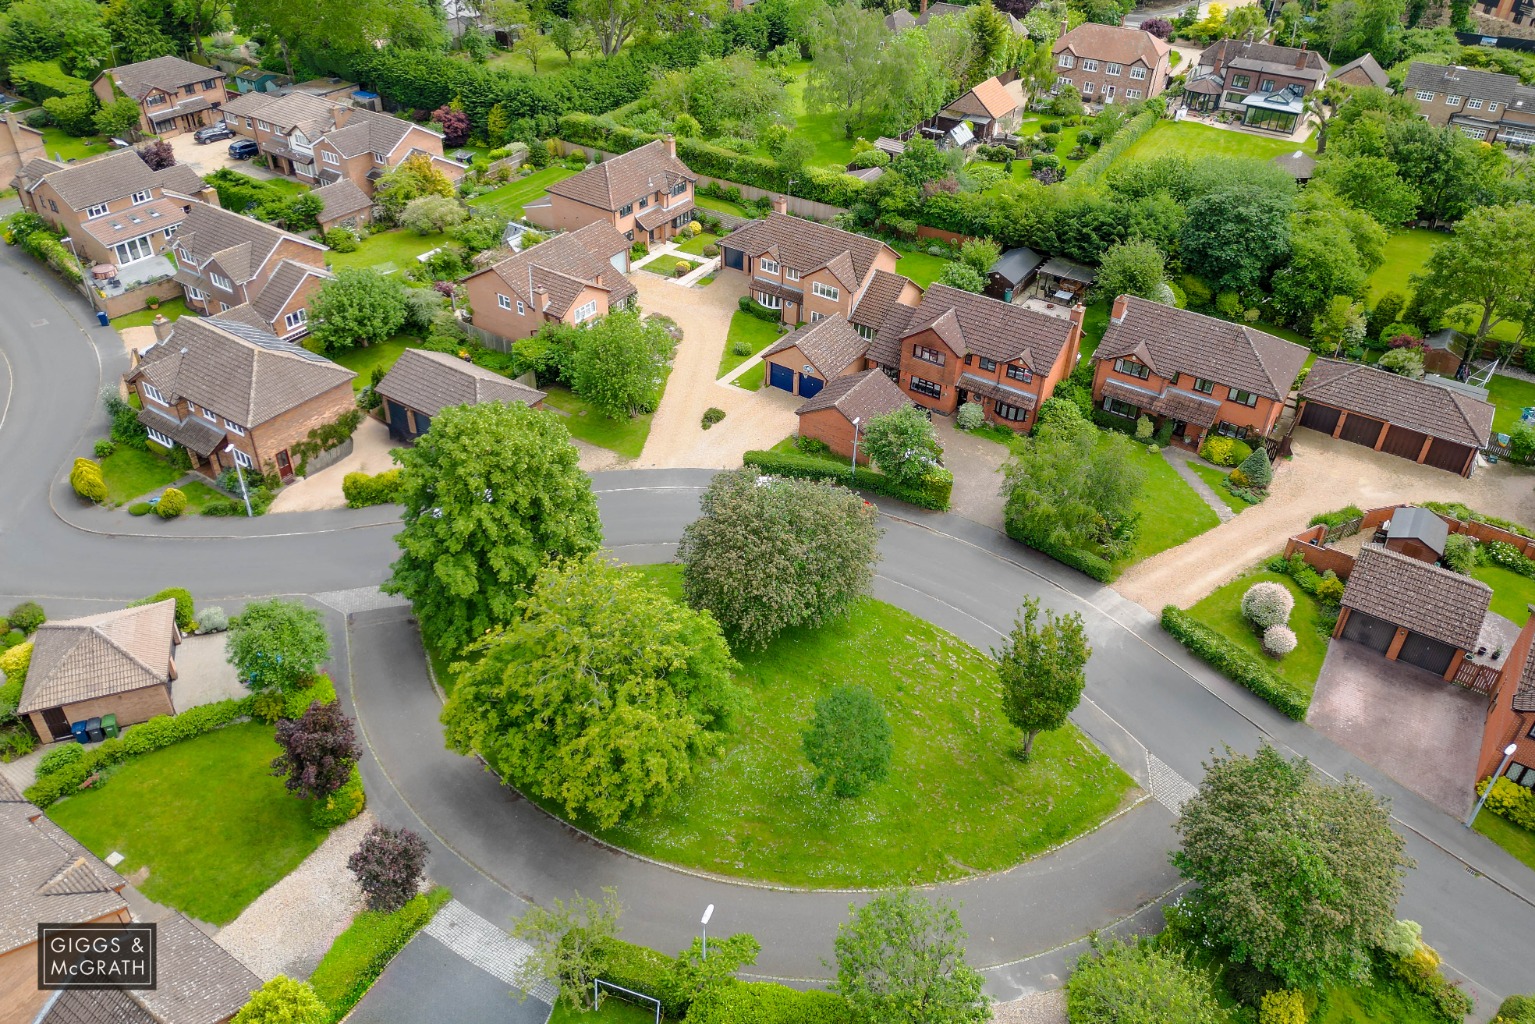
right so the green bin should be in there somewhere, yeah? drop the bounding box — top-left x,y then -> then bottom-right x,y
101,714 -> 119,738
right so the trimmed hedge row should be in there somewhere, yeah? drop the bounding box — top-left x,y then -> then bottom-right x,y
594,938 -> 690,1019
1068,107 -> 1162,187
309,886 -> 453,1022
685,981 -> 855,1024
1003,526 -> 1116,582
342,469 -> 404,508
741,450 -> 952,511
1160,606 -> 1309,720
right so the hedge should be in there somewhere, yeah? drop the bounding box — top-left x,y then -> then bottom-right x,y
1424,500 -> 1535,540
594,938 -> 689,1019
342,469 -> 404,508
1307,505 -> 1365,530
1068,107 -> 1163,187
309,887 -> 452,1022
1003,525 -> 1116,582
1160,606 -> 1309,719
741,450 -> 952,511
684,981 -> 854,1024
129,587 -> 196,631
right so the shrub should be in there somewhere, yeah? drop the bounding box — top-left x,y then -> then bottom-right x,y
956,402 -> 984,431
155,488 -> 188,518
1258,989 -> 1307,1024
37,743 -> 84,778
1314,571 -> 1346,605
1441,534 -> 1478,575
1008,528 -> 1116,582
311,766 -> 366,828
1236,447 -> 1272,489
70,458 -> 107,503
802,685 -> 892,798
794,435 -> 831,456
1263,625 -> 1298,657
348,824 -> 429,912
309,888 -> 452,1021
197,606 -> 229,633
7,602 -> 45,635
591,939 -> 688,1018
93,439 -> 115,458
686,981 -> 854,1024
342,469 -> 404,508
1476,775 -> 1535,831
1229,468 -> 1249,488
1198,437 -> 1233,466
232,975 -> 327,1024
1161,607 -> 1308,719
701,407 -> 725,429
1496,995 -> 1535,1024
129,588 -> 196,631
1,641 -> 34,685
128,502 -> 151,516
1241,581 -> 1294,629
323,227 -> 359,252
1134,414 -> 1154,441
731,340 -> 753,357
1309,505 -> 1365,530
741,450 -> 952,511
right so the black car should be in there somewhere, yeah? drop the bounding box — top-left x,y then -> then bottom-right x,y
228,139 -> 259,159
194,121 -> 233,143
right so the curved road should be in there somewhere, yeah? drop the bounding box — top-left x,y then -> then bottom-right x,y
2,245 -> 1532,1009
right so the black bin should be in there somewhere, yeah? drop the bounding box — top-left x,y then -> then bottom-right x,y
85,717 -> 104,743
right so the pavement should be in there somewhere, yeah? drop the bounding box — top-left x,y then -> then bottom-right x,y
268,416 -> 400,514
1159,444 -> 1235,523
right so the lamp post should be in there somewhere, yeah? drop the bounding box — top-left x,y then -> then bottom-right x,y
850,416 -> 861,478
700,904 -> 714,960
225,444 -> 253,518
1466,743 -> 1519,829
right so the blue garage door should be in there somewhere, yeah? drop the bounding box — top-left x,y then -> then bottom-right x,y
768,361 -> 795,392
798,373 -> 824,399
723,246 -> 744,271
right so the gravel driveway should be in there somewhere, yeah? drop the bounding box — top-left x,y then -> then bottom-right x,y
933,418 -> 1011,531
1115,430 -> 1535,611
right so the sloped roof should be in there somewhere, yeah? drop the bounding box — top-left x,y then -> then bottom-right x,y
18,600 -> 178,715
80,197 -> 188,248
1386,506 -> 1449,555
1300,360 -> 1494,449
220,90 -> 279,118
174,202 -> 324,285
546,140 -> 695,212
1095,295 -> 1308,402
1342,544 -> 1490,650
946,77 -> 1019,120
137,403 -> 227,457
796,367 -> 908,421
377,348 -> 546,416
1405,62 -> 1518,105
1200,38 -> 1327,74
469,221 -> 635,318
849,269 -> 921,333
1330,53 -> 1388,88
902,282 -> 1076,368
244,91 -> 340,134
312,178 -> 372,220
989,247 -> 1044,286
1054,22 -> 1170,66
1271,149 -> 1318,178
108,55 -> 217,100
249,258 -> 333,327
321,107 -> 425,158
27,149 -> 203,211
766,314 -> 870,378
0,804 -> 127,955
129,312 -> 354,428
720,212 -> 894,291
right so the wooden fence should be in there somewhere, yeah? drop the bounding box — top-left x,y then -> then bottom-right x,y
1451,658 -> 1501,696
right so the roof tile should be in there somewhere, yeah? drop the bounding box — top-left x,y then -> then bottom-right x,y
765,315 -> 870,378
376,348 -> 546,416
1342,544 -> 1490,650
796,367 -> 908,420
1300,359 -> 1494,448
18,601 -> 178,715
546,140 -> 695,212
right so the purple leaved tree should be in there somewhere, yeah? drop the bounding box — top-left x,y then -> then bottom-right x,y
271,702 -> 360,800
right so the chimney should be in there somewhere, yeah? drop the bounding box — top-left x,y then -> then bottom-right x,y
152,314 -> 174,342
1110,294 -> 1129,324
1060,18 -> 1070,39
1296,41 -> 1307,68
1070,302 -> 1087,328
663,133 -> 676,159
534,285 -> 549,312
920,0 -> 928,14
771,193 -> 787,215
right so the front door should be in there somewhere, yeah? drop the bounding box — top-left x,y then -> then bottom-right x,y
276,450 -> 293,481
42,707 -> 71,741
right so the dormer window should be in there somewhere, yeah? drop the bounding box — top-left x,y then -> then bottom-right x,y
1114,357 -> 1151,380
131,190 -> 152,205
85,203 -> 109,218
1006,363 -> 1032,383
759,258 -> 779,274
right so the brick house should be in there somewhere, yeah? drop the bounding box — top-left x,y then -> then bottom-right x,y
1404,62 -> 1535,147
719,204 -> 901,325
463,221 -> 636,345
15,149 -> 217,270
1052,22 -> 1172,106
849,269 -> 924,363
1334,543 -> 1491,680
795,368 -> 911,462
1478,608 -> 1535,791
376,348 -> 546,442
0,112 -> 44,194
1184,39 -> 1328,131
763,314 -> 872,397
1329,53 -> 1389,90
93,55 -> 226,137
1092,295 -> 1308,448
125,308 -> 356,481
16,599 -> 181,742
312,178 -> 375,232
171,201 -> 331,338
1298,359 -> 1494,477
523,138 -> 697,245
938,77 -> 1025,144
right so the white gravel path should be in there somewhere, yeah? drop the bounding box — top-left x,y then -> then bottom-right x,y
991,990 -> 1067,1024
214,811 -> 374,981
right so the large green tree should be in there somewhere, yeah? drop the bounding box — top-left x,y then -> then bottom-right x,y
804,3 -> 889,138
1410,203 -> 1535,359
307,270 -> 408,354
441,556 -> 736,827
1093,237 -> 1166,303
0,0 -> 110,77
677,469 -> 882,651
225,598 -> 331,695
994,597 -> 1090,759
861,405 -> 942,487
1180,181 -> 1294,295
383,401 -> 602,656
230,0 -> 441,77
1271,217 -> 1368,330
1311,156 -> 1419,231
834,890 -> 988,1024
1066,939 -> 1223,1024
567,309 -> 677,419
1172,743 -> 1412,991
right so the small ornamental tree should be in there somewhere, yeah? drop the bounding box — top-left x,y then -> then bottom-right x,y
1235,447 -> 1272,489
834,889 -> 988,1024
995,597 -> 1090,759
7,601 -> 45,634
233,976 -> 327,1024
70,458 -> 107,503
1066,938 -> 1222,1024
348,824 -> 429,912
226,598 -> 331,695
430,103 -> 470,147
512,888 -> 622,1010
1240,582 -> 1293,630
272,701 -> 361,800
400,194 -> 468,235
862,405 -> 943,488
308,269 -> 409,354
802,685 -> 894,797
935,261 -> 987,293
374,152 -> 455,219
137,139 -> 175,170
1263,625 -> 1298,657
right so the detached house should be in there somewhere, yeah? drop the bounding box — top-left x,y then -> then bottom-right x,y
937,77 -> 1025,144
1052,22 -> 1171,106
464,221 -> 636,345
125,308 -> 356,481
93,55 -> 226,137
1479,604 -> 1535,797
172,201 -> 331,338
719,204 -> 901,324
1184,39 -> 1328,132
16,149 -> 216,271
1404,62 -> 1535,146
524,138 -> 697,245
1092,295 -> 1309,447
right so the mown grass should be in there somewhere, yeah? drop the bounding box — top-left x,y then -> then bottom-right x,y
1187,462 -> 1248,515
1366,228 -> 1443,301
1119,119 -> 1316,163
719,310 -> 779,383
1115,443 -> 1221,570
98,446 -> 183,505
542,385 -> 654,459
1486,373 -> 1535,437
1472,562 -> 1535,626
1186,570 -> 1330,706
307,334 -> 417,392
327,229 -> 449,274
1474,810 -> 1535,874
468,165 -> 579,220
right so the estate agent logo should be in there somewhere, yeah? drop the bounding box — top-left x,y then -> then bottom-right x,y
37,923 -> 156,990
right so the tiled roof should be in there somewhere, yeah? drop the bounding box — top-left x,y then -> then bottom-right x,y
958,372 -> 1037,409
376,348 -> 546,416
0,772 -> 22,803
174,202 -> 324,285
1342,544 -> 1490,650
342,107 -> 421,156
720,212 -> 893,290
1330,53 -> 1388,88
249,258 -> 332,328
902,282 -> 1076,367
137,403 -> 227,456
147,95 -> 212,123
238,91 -> 340,136
0,804 -> 127,956
1153,387 -> 1221,426
108,56 -> 217,100
80,198 -> 188,248
1404,62 -> 1518,105
469,221 -> 635,318
636,197 -> 691,229
129,312 -> 354,428
1200,38 -> 1327,74
27,150 -> 202,211
1095,295 -> 1308,402
796,366 -> 908,420
220,91 -> 277,118
849,269 -> 920,332
18,600 -> 178,715
946,77 -> 1019,120
1225,55 -> 1327,84
1055,22 -> 1170,66
766,315 -> 870,378
1101,377 -> 1160,408
1300,359 -> 1494,448
545,140 -> 695,212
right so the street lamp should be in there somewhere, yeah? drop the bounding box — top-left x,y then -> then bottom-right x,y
850,416 -> 861,478
700,904 -> 714,960
225,444 -> 253,518
1466,743 -> 1519,829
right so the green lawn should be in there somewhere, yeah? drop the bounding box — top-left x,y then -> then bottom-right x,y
890,244 -> 953,288
485,45 -> 590,77
1485,373 -> 1535,436
720,310 -> 780,382
1366,228 -> 1443,301
972,158 -> 1034,196
676,230 -> 720,256
47,722 -> 330,925
1120,119 -> 1316,163
98,446 -> 183,505
39,127 -> 111,161
733,360 -> 766,391
580,564 -> 1134,888
542,385 -> 655,459
1187,570 -> 1330,707
1472,562 -> 1535,626
779,60 -> 858,169
549,998 -> 659,1024
111,297 -> 191,331
694,194 -> 757,219
254,176 -> 311,199
643,254 -> 704,278
177,480 -> 224,514
1078,300 -> 1110,363
1115,443 -> 1221,570
468,165 -> 579,221
327,229 -> 449,274
313,334 -> 418,391
1187,462 -> 1249,515
1474,810 -> 1535,874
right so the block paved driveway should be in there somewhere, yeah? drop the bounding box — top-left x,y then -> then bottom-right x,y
1308,639 -> 1486,817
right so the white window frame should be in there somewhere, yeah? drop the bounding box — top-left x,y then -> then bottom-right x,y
322,150 -> 340,165
1415,90 -> 1434,101
224,418 -> 246,435
186,286 -> 205,300
163,225 -> 177,239
284,308 -> 308,330
142,382 -> 167,405
1462,126 -> 1488,139
244,116 -> 252,128
1468,98 -> 1484,110
1130,66 -> 1148,81
812,281 -> 839,301
1104,62 -> 1121,76
759,258 -> 780,274
85,202 -> 109,218
784,268 -> 800,282
573,300 -> 598,323
113,234 -> 155,264
1489,102 -> 1499,112
1058,54 -> 1074,69
1127,89 -> 1142,99
146,427 -> 175,448
516,300 -> 525,315
130,190 -> 152,205
809,311 -> 826,322
1446,94 -> 1461,105
755,290 -> 782,310
257,119 -> 270,131
498,293 -> 512,310
229,446 -> 253,469
200,404 -> 217,422
1081,81 -> 1095,96
209,271 -> 232,290
1082,59 -> 1098,72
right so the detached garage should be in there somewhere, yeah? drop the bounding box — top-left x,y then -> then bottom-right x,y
375,348 -> 546,443
761,315 -> 870,398
1334,544 -> 1492,681
1298,359 -> 1494,477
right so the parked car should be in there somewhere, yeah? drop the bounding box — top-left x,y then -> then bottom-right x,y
228,139 -> 258,159
195,121 -> 234,143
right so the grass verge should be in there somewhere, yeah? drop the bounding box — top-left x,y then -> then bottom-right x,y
1186,570 -> 1329,707
549,999 -> 658,1023
1474,810 -> 1535,874
719,310 -> 779,382
1187,462 -> 1248,515
99,446 -> 183,505
310,887 -> 452,1022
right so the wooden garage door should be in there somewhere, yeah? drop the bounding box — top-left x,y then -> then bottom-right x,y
1381,425 -> 1428,460
1424,438 -> 1473,475
1342,608 -> 1396,653
1339,414 -> 1386,447
1299,402 -> 1340,435
1398,631 -> 1457,676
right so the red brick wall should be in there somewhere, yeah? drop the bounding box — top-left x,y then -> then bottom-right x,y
1479,614 -> 1535,781
1091,361 -> 1283,437
217,382 -> 356,477
26,683 -> 175,740
799,407 -> 866,462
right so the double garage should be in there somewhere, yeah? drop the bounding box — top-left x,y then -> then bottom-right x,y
1338,607 -> 1461,676
1297,403 -> 1477,475
767,361 -> 825,398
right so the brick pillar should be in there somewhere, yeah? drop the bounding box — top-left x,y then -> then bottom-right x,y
1386,627 -> 1408,661
1417,434 -> 1433,464
1373,422 -> 1388,451
1444,648 -> 1466,682
1333,606 -> 1350,639
1332,412 -> 1346,439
